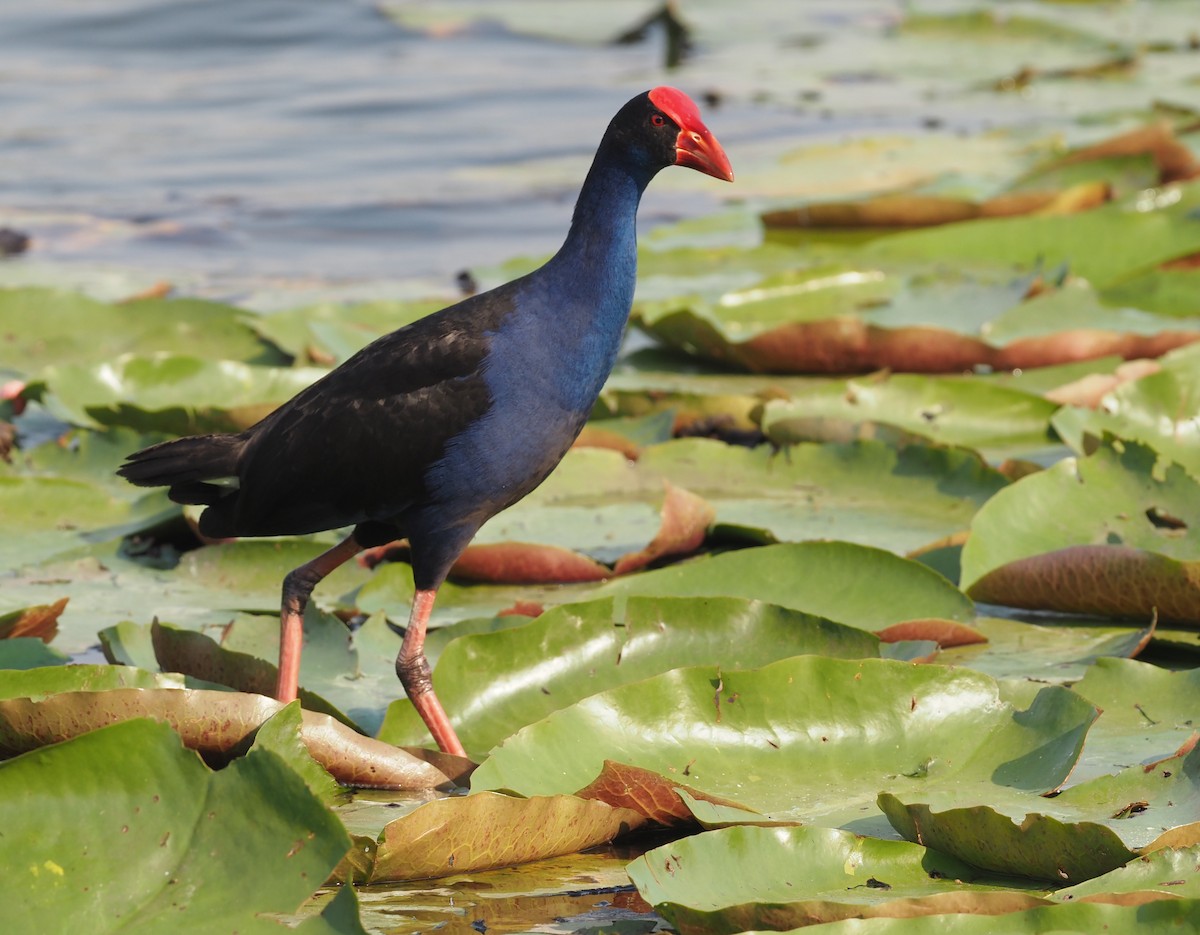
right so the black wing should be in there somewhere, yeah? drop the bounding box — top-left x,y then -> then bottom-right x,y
201,291 -> 514,538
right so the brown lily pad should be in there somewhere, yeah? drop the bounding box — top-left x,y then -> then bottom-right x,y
762,181 -> 1110,230
575,759 -> 757,827
366,792 -> 645,883
875,619 -> 988,648
0,688 -> 457,790
969,546 -> 1200,623
0,598 -> 67,642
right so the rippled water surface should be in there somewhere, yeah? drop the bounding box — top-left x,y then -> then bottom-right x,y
2,0 -> 1168,303
0,0 -> 813,299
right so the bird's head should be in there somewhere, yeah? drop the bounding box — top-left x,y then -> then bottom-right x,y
647,86 -> 734,183
605,87 -> 734,184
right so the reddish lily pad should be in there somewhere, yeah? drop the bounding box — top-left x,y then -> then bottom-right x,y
0,597 -> 67,642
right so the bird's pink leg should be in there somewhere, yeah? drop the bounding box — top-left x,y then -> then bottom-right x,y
276,534 -> 363,703
396,588 -> 465,756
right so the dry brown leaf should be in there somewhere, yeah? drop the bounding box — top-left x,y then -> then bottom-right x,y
875,619 -> 988,648
0,597 -> 68,642
575,759 -> 753,826
368,792 -> 645,882
1044,359 -> 1162,408
612,482 -> 713,575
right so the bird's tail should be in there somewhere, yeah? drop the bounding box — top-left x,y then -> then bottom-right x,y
117,434 -> 246,505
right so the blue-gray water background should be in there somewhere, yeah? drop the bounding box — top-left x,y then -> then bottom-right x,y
0,0 -> 1168,305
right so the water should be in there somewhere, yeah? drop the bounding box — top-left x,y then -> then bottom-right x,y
0,0 -> 801,303
1,0 -> 1119,306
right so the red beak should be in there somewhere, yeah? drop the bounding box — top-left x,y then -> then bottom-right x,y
648,86 -> 735,183
674,125 -> 734,182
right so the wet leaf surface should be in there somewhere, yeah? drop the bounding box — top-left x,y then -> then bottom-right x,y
0,717 -> 357,934
627,825 -> 1048,935
879,744 -> 1200,882
377,595 -> 881,755
471,657 -> 1098,836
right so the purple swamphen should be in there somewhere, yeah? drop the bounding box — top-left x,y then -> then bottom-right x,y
118,87 -> 733,756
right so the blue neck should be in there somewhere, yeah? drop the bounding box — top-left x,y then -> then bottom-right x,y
543,151 -> 658,305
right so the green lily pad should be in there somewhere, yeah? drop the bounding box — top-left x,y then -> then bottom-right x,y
0,638 -> 70,669
1067,657 -> 1200,784
251,298 -> 444,365
760,373 -> 1059,462
356,541 -> 975,634
880,744 -> 1200,883
789,897 -> 1200,934
0,474 -> 174,570
471,656 -> 1098,835
870,181 -> 1200,289
1102,267 -> 1200,318
636,437 -> 1006,554
961,438 -> 1200,620
0,717 -> 354,933
1054,844 -> 1200,902
37,353 -> 327,434
627,824 -> 1046,935
0,287 -> 282,379
0,664 -> 193,702
378,595 -> 881,754
599,542 -> 975,628
939,616 -> 1154,684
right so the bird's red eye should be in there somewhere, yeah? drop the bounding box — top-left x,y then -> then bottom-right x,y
651,113 -> 666,127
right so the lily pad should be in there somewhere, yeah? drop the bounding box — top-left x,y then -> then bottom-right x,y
870,181 -> 1200,290
939,616 -> 1154,684
880,746 -> 1200,883
0,287 -> 281,378
636,437 -> 1007,554
0,474 -> 174,570
0,687 -> 454,789
0,717 -> 355,934
960,438 -> 1200,621
377,595 -> 881,755
1054,844 -> 1200,902
36,353 -> 327,434
365,792 -> 644,883
356,541 -> 975,635
1051,343 -> 1200,476
627,825 -> 1047,935
1067,657 -> 1200,784
471,656 -> 1098,835
791,897 -> 1200,934
251,298 -> 444,365
759,373 -> 1059,462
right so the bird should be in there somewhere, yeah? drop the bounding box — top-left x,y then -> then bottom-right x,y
118,87 -> 733,757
